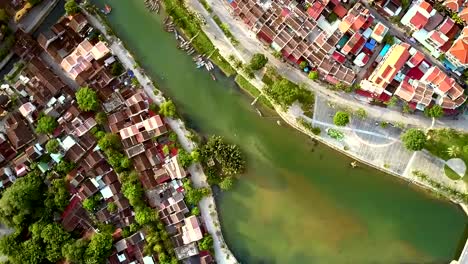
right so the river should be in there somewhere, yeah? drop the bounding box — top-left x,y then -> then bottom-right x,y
92,1 -> 467,262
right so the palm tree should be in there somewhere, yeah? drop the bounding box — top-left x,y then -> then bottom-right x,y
447,145 -> 460,157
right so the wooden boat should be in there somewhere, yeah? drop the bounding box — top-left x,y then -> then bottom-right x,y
210,73 -> 216,81
351,161 -> 358,168
256,108 -> 263,117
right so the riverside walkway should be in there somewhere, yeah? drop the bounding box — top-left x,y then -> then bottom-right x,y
455,238 -> 468,264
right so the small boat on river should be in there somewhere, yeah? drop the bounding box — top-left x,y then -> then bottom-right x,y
210,73 -> 216,81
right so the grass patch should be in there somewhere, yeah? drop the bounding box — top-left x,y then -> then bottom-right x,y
234,74 -> 273,110
212,15 -> 238,45
444,164 -> 463,180
162,0 -> 235,76
425,129 -> 468,164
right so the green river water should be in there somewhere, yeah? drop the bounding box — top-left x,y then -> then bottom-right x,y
93,1 -> 466,262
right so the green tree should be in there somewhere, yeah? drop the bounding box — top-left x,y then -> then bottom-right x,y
191,149 -> 201,162
382,34 -> 394,45
110,62 -> 125,76
401,129 -> 426,151
385,96 -> 398,107
46,139 -> 60,153
76,87 -> 99,112
107,202 -> 117,213
84,232 -> 113,264
36,115 -> 58,134
299,61 -> 308,70
355,108 -> 367,119
62,239 -> 88,264
64,0 -> 79,15
333,111 -> 350,126
95,111 -> 107,125
168,131 -> 178,142
40,223 -> 71,262
159,100 -> 177,117
0,9 -> 8,23
424,105 -> 444,118
45,179 -> 70,212
308,71 -> 318,80
135,206 -> 157,225
177,149 -> 193,168
98,133 -> 122,151
0,171 -> 44,227
20,239 -> 45,263
191,206 -> 200,216
198,235 -> 213,251
248,53 -> 268,70
265,78 -> 313,108
447,145 -> 461,157
162,145 -> 170,156
204,136 -> 245,176
55,160 -> 76,175
82,195 -> 100,212
219,176 -> 234,190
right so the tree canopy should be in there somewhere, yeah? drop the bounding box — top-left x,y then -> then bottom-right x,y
308,71 -> 318,80
333,111 -> 350,126
62,239 -> 88,264
84,232 -> 113,264
46,139 -> 60,153
203,136 -> 245,176
248,53 -> 268,71
64,0 -> 79,15
198,235 -> 213,252
76,87 -> 99,112
401,129 -> 426,151
0,171 -> 44,228
159,100 -> 177,118
266,78 -> 314,109
36,115 -> 58,134
219,176 -> 234,190
95,111 -> 107,125
424,105 -> 444,118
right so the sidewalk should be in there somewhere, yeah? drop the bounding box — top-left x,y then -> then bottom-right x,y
83,9 -> 239,264
188,0 -> 468,132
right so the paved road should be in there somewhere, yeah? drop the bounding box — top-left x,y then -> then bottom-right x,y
192,0 -> 468,132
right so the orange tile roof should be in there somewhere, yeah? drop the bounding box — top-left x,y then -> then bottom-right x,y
408,51 -> 425,66
460,7 -> 468,22
448,38 -> 468,64
444,0 -> 463,12
420,1 -> 433,13
422,67 -> 453,93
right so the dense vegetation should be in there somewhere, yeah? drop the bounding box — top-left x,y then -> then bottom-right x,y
401,129 -> 426,151
263,67 -> 314,112
65,0 -> 79,15
333,111 -> 350,126
248,53 -> 268,71
159,100 -> 177,118
94,129 -> 179,263
0,160 -> 114,263
76,87 -> 100,112
36,114 -> 58,134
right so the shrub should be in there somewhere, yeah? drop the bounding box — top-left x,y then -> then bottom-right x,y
248,53 -> 268,70
159,100 -> 177,118
333,111 -> 350,126
401,129 -> 426,151
308,71 -> 318,80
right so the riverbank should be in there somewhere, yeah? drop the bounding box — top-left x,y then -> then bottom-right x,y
81,6 -> 239,264
170,0 -> 468,214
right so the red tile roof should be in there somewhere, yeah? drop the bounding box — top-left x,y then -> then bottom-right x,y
307,3 -> 325,20
333,4 -> 348,18
438,18 -> 455,35
410,11 -> 429,30
408,51 -> 425,67
332,51 -> 346,63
